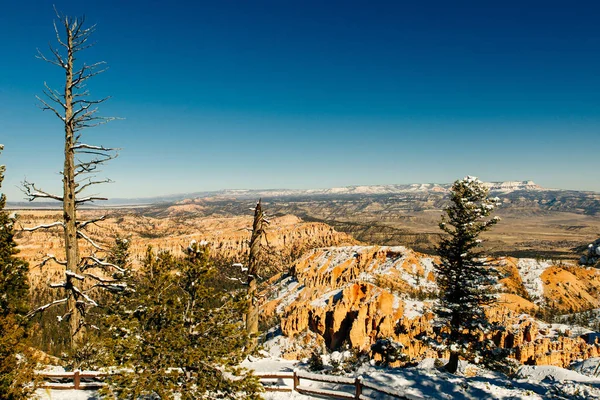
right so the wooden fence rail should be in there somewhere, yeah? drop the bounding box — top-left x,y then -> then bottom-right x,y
38,371 -> 109,390
39,370 -> 408,399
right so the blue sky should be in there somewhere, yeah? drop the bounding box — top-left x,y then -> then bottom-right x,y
1,0 -> 599,200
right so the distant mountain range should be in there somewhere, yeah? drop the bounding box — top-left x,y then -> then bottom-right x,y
7,180 -> 593,210
192,180 -> 547,198
8,180 -> 600,259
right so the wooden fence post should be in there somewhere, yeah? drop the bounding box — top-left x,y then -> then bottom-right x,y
73,370 -> 80,390
355,376 -> 362,399
293,370 -> 299,391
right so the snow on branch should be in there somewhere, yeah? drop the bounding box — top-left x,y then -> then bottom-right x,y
33,254 -> 67,269
71,284 -> 98,307
22,221 -> 64,232
232,262 -> 248,272
227,277 -> 248,285
26,297 -> 68,319
76,215 -> 106,229
72,143 -> 118,152
80,255 -> 125,273
75,195 -> 108,204
91,282 -> 129,293
77,230 -> 107,251
66,270 -> 85,281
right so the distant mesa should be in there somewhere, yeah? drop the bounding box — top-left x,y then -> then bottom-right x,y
482,180 -> 544,192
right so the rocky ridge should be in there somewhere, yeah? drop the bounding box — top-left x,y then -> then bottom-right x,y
15,210 -> 357,288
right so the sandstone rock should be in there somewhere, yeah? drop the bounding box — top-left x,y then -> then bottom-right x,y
16,210 -> 356,288
274,245 -> 600,368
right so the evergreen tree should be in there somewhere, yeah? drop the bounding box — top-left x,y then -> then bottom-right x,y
72,235 -> 134,369
434,176 -> 501,373
101,243 -> 262,399
0,145 -> 34,399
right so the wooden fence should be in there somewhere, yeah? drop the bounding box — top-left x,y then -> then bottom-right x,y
39,369 -> 408,399
38,370 -> 109,390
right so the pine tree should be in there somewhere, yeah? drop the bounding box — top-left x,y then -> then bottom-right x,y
101,243 -> 262,399
72,235 -> 134,369
434,176 -> 501,373
0,145 -> 34,399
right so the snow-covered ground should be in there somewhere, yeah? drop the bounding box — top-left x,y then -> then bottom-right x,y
35,389 -> 97,400
249,356 -> 600,399
34,354 -> 600,400
515,259 -> 554,303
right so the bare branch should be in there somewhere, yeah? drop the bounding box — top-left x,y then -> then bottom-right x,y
75,149 -> 115,158
53,20 -> 67,48
26,298 -> 68,319
22,221 -> 64,232
80,256 -> 125,273
72,144 -> 118,152
36,95 -> 65,121
76,178 -> 113,194
74,153 -> 118,177
89,282 -> 130,293
21,180 -> 63,202
77,230 -> 107,251
41,82 -> 66,109
76,215 -> 106,229
71,97 -> 111,122
72,284 -> 98,307
36,47 -> 64,68
85,272 -> 118,284
33,254 -> 67,269
74,161 -> 100,176
71,62 -> 107,88
74,116 -> 119,131
50,281 -> 67,288
76,152 -> 117,165
75,195 -> 108,204
227,277 -> 248,285
66,270 -> 85,281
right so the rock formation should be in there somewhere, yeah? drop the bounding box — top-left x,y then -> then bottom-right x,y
267,246 -> 600,367
15,210 -> 357,288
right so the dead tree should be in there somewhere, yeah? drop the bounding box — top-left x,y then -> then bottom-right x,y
22,10 -> 122,351
246,199 -> 268,341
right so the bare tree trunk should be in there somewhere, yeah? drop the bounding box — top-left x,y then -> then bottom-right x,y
446,351 -> 459,373
24,11 -> 120,356
445,312 -> 460,373
63,27 -> 83,348
246,200 -> 266,343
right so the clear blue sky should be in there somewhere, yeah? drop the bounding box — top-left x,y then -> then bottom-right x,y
1,0 -> 599,200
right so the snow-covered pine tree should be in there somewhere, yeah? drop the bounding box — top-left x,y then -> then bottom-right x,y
434,176 -> 501,373
0,145 -> 35,399
101,243 -> 262,399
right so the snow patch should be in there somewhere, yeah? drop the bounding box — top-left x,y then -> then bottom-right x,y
516,258 -> 553,302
